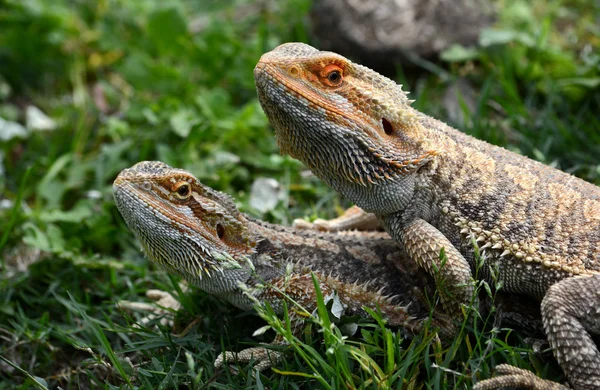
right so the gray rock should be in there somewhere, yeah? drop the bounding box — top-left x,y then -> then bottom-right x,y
311,0 -> 494,68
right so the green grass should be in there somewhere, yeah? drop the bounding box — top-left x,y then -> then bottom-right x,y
1,0 -> 599,388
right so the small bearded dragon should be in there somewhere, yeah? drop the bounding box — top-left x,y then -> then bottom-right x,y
113,161 -> 543,374
254,42 -> 600,389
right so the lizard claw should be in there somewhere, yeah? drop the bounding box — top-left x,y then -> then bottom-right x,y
473,364 -> 570,390
214,347 -> 284,372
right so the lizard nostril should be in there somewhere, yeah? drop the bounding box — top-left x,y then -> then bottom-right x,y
382,118 -> 394,135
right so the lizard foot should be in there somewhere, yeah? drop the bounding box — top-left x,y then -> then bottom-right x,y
292,217 -> 332,231
117,289 -> 182,327
214,347 -> 284,372
473,364 -> 570,390
292,206 -> 380,232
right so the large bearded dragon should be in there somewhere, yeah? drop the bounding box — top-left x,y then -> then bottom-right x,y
254,42 -> 600,389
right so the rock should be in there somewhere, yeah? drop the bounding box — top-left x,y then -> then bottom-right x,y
311,0 -> 494,70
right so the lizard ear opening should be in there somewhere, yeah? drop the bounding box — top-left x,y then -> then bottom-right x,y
216,224 -> 225,240
382,118 -> 394,135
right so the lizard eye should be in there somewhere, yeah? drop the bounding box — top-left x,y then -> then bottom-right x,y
322,64 -> 344,86
173,182 -> 191,199
327,71 -> 341,83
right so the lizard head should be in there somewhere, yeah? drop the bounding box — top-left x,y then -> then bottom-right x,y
113,161 -> 257,293
254,43 -> 437,213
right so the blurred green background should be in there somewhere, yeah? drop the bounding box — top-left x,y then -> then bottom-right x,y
1,0 -> 598,388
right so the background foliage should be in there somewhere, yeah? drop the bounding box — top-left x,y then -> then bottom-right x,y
1,0 -> 598,388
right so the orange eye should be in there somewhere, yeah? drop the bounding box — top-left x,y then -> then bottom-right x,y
173,182 -> 191,199
322,64 -> 344,86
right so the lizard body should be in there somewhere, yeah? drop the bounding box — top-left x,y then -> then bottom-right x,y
114,161 -> 426,370
113,161 -> 543,374
254,42 -> 600,389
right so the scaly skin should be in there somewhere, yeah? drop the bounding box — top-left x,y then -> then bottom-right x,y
254,42 -> 600,389
113,161 -> 428,371
113,161 -> 545,375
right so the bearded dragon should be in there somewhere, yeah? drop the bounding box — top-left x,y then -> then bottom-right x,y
113,161 -> 543,375
113,161 -> 430,371
254,42 -> 600,389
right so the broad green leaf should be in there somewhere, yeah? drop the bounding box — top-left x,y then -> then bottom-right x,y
39,202 -> 93,223
440,44 -> 479,62
169,108 -> 198,138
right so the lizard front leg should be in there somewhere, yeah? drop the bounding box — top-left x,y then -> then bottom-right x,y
215,272 -> 422,371
475,274 -> 600,390
214,274 -> 319,372
473,364 -> 570,390
542,274 -> 600,389
214,346 -> 285,372
385,217 -> 476,326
